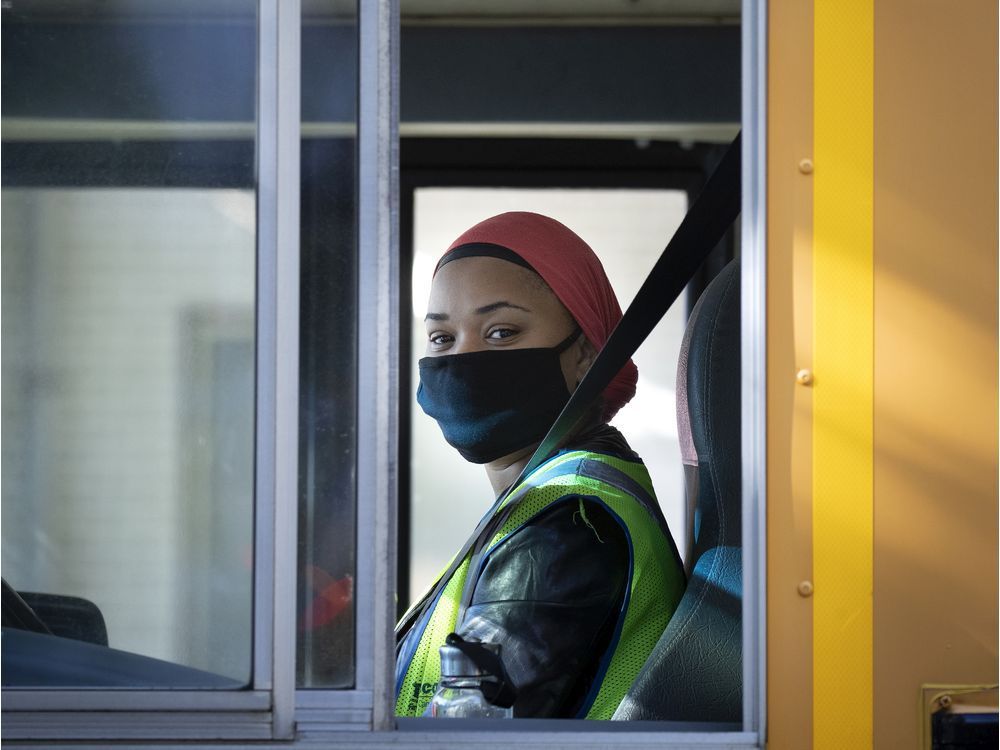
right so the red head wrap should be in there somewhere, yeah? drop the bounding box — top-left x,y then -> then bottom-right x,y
440,211 -> 637,421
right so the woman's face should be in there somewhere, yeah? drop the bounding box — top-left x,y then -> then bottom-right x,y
424,256 -> 595,390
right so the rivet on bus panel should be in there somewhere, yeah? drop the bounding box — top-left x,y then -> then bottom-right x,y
797,581 -> 814,597
796,369 -> 814,386
798,158 -> 814,174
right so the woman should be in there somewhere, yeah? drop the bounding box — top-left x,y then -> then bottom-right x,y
395,212 -> 685,719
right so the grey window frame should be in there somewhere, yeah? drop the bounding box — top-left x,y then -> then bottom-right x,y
296,0 -> 768,746
293,0 -> 400,734
2,0 -> 300,741
2,0 -> 766,745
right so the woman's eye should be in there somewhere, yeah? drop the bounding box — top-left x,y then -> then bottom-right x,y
487,327 -> 518,340
428,332 -> 453,346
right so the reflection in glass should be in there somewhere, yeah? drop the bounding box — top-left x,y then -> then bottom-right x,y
1,2 -> 256,687
295,1 -> 358,689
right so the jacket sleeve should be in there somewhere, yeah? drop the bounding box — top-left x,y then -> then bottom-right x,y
456,496 -> 630,718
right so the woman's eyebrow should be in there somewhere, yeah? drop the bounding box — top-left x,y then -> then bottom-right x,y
474,301 -> 531,315
423,301 -> 531,322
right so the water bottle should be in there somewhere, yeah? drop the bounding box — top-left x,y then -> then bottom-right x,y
428,639 -> 513,718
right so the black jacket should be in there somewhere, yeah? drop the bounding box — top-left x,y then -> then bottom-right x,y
397,425 -> 668,718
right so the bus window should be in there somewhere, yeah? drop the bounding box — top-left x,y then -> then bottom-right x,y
296,1 -> 359,688
1,1 -> 257,689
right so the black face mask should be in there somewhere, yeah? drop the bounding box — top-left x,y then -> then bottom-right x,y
416,329 -> 580,464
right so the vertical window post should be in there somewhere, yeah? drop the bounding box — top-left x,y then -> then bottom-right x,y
357,0 -> 400,731
257,0 -> 301,738
741,0 -> 768,740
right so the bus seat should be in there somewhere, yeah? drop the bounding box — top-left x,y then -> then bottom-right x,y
613,259 -> 742,722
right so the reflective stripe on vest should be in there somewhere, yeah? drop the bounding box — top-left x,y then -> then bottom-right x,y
394,450 -> 685,719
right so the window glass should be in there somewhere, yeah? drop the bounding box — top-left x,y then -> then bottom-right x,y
296,0 -> 358,689
1,1 -> 256,687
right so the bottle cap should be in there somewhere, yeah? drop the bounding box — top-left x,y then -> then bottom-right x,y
438,641 -> 501,679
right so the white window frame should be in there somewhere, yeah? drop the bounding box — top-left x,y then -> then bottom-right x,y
2,0 -> 766,745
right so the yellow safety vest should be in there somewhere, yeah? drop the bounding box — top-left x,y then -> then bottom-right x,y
395,450 -> 685,719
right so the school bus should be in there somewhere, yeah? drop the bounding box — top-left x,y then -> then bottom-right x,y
1,1 -> 995,748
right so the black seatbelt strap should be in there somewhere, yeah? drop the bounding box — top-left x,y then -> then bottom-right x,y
515,132 -> 742,485
396,132 -> 742,643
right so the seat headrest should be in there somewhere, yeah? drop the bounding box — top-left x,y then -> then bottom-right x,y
676,259 -> 741,559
